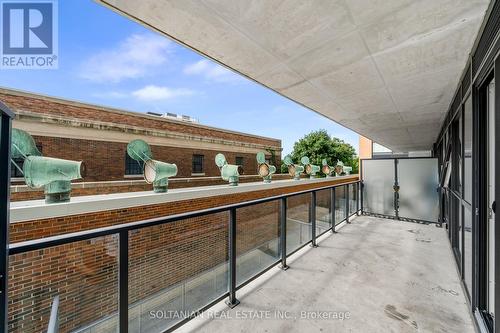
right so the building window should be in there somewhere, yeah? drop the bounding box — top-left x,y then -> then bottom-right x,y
11,158 -> 24,178
235,156 -> 244,166
125,153 -> 143,175
192,154 -> 204,173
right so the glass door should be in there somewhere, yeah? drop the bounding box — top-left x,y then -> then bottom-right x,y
463,96 -> 473,296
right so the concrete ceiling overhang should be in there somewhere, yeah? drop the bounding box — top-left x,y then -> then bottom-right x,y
98,0 -> 490,152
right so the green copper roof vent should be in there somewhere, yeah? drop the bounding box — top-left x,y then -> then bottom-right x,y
322,159 -> 333,177
301,156 -> 320,179
283,154 -> 304,181
334,160 -> 345,176
215,153 -> 242,186
127,139 -> 178,193
256,151 -> 276,183
11,128 -> 85,204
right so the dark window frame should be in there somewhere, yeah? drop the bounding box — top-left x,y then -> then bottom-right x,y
125,153 -> 143,175
10,158 -> 24,178
192,154 -> 204,173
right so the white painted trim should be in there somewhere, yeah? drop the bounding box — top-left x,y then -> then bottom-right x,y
10,174 -> 291,193
123,174 -> 143,179
10,178 -> 25,182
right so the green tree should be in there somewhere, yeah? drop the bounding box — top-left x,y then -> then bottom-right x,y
265,148 -> 277,166
280,162 -> 289,174
288,130 -> 358,174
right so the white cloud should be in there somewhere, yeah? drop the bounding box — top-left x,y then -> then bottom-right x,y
131,85 -> 195,101
183,59 -> 210,75
80,33 -> 172,83
183,59 -> 243,83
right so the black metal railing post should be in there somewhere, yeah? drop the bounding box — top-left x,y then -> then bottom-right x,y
394,159 -> 400,220
331,187 -> 336,233
360,159 -> 364,216
311,191 -> 317,247
119,231 -> 129,333
226,208 -> 240,308
360,181 -> 364,215
345,185 -> 350,223
0,102 -> 13,333
279,198 -> 289,270
356,183 -> 360,215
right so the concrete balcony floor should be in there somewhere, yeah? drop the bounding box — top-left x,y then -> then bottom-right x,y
178,216 -> 473,333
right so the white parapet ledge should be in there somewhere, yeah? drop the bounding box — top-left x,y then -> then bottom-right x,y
10,174 -> 288,193
10,175 -> 357,223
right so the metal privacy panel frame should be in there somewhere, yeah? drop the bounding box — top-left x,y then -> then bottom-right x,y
361,157 -> 439,223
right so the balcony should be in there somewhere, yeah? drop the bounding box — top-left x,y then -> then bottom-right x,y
0,89 -> 493,333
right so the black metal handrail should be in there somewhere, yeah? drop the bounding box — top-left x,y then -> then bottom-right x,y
7,178 -> 360,333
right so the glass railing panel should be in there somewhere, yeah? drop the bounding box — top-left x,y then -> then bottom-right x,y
286,194 -> 311,253
128,212 -> 229,333
236,200 -> 280,286
349,183 -> 357,216
315,189 -> 331,235
335,186 -> 346,225
8,236 -> 119,333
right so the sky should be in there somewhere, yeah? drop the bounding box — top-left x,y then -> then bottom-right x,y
0,0 -> 359,155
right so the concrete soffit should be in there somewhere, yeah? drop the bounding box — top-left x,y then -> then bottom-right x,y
97,0 -> 490,152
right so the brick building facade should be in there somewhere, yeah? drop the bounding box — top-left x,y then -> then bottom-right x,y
1,88 -> 282,184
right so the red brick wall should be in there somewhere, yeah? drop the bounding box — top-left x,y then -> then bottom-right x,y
8,177 -> 357,333
13,135 -> 281,182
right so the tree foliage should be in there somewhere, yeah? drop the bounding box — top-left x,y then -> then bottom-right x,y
285,130 -> 358,174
